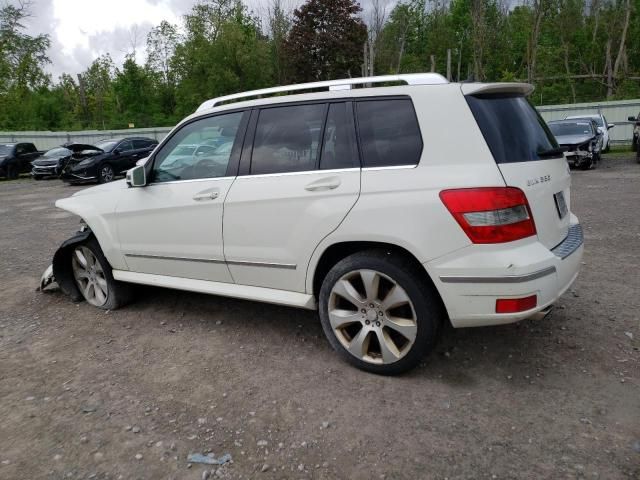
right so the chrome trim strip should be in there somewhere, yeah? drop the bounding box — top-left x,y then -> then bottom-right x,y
147,176 -> 235,186
361,165 -> 418,171
125,253 -> 297,270
241,168 -> 360,180
226,259 -> 297,270
125,253 -> 226,264
439,266 -> 557,284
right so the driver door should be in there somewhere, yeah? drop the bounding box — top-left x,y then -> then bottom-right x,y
115,110 -> 248,282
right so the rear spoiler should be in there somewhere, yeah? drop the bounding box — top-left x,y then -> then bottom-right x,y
461,82 -> 534,97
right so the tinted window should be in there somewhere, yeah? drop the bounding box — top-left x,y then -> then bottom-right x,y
251,104 -> 325,175
320,103 -> 358,170
133,139 -> 151,149
0,145 -> 12,155
20,143 -> 36,153
356,99 -> 422,167
153,112 -> 243,183
466,95 -> 560,164
118,141 -> 133,152
548,122 -> 593,136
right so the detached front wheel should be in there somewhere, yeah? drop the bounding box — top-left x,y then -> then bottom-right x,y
319,250 -> 444,375
71,238 -> 131,310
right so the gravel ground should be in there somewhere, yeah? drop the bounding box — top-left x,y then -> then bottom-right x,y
0,156 -> 638,480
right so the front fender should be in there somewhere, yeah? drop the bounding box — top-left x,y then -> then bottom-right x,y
51,229 -> 93,301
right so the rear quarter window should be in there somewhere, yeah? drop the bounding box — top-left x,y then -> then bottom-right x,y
356,98 -> 422,168
466,94 -> 560,164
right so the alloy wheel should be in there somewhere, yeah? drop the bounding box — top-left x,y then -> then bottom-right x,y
328,269 -> 418,365
72,246 -> 108,307
101,165 -> 114,182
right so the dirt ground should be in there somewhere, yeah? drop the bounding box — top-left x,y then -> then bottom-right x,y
0,155 -> 638,480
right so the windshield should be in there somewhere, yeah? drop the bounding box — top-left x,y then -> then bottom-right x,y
94,140 -> 118,152
549,122 -> 593,137
571,116 -> 603,127
44,147 -> 72,158
466,94 -> 560,163
0,144 -> 14,155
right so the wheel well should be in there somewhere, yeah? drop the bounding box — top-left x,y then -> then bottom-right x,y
312,241 -> 438,299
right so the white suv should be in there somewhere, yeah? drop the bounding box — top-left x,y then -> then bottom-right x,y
43,74 -> 584,375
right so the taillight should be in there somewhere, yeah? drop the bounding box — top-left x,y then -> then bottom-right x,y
439,187 -> 536,244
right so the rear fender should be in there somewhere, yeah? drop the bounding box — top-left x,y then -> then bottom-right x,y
51,229 -> 93,301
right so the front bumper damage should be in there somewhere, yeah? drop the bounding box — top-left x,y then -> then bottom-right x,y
565,150 -> 592,167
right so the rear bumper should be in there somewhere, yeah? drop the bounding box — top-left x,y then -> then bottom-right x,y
425,218 -> 584,328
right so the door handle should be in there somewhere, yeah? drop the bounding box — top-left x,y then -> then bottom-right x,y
193,191 -> 219,201
304,177 -> 341,192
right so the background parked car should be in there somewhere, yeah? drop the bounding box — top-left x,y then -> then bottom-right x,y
628,112 -> 640,152
61,137 -> 158,184
31,144 -> 99,180
565,113 -> 614,151
0,142 -> 43,179
548,119 -> 603,169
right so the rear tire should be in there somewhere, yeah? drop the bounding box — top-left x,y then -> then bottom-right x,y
318,250 -> 444,375
70,237 -> 133,310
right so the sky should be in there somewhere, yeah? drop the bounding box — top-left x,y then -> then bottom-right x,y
18,0 -> 384,81
18,0 -> 219,79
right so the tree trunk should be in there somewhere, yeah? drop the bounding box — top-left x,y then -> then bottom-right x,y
446,49 -> 451,81
563,44 -> 576,103
605,39 -> 613,98
430,55 -> 435,73
612,0 -> 631,81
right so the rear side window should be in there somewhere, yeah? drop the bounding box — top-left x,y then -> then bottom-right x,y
466,95 -> 560,164
251,104 -> 325,175
356,99 -> 422,168
133,139 -> 152,149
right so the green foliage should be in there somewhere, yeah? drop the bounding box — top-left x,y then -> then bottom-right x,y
0,0 -> 639,132
284,0 -> 367,82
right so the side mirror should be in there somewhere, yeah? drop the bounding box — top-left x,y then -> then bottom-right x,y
114,148 -> 121,155
126,165 -> 146,187
628,116 -> 636,122
607,124 -> 615,129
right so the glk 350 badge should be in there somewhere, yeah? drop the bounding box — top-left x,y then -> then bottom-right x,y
527,175 -> 551,186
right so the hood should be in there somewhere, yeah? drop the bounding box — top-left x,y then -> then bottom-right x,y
64,143 -> 103,153
554,134 -> 594,147
71,178 -> 128,197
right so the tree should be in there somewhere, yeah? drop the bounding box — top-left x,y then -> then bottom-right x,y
284,0 -> 367,82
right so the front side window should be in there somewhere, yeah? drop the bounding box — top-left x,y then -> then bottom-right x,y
133,139 -> 151,149
356,98 -> 423,168
118,141 -> 133,152
250,104 -> 325,175
152,112 -> 244,183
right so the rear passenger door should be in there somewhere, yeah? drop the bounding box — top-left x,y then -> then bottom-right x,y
223,101 -> 361,293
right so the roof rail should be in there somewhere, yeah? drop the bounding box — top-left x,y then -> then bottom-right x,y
195,73 -> 448,112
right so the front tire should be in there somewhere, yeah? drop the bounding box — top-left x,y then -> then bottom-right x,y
71,238 -> 132,310
318,250 -> 444,375
98,163 -> 115,183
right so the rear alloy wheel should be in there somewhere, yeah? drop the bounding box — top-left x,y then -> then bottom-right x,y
70,238 -> 132,310
319,250 -> 443,375
98,164 -> 115,183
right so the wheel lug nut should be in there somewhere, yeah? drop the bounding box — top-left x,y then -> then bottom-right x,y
365,320 -> 370,325
378,311 -> 383,316
376,321 -> 381,327
361,309 -> 366,313
369,303 -> 374,308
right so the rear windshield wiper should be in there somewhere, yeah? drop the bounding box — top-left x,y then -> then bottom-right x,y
537,147 -> 566,158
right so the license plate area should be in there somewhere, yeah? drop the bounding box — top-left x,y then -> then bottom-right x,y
554,191 -> 568,219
